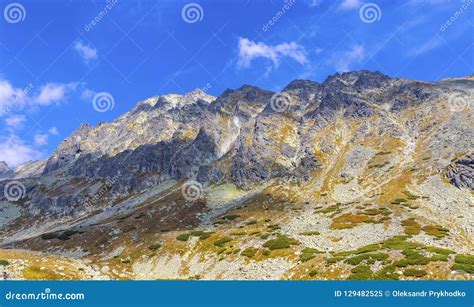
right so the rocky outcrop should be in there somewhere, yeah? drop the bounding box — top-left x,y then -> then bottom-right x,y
445,153 -> 474,190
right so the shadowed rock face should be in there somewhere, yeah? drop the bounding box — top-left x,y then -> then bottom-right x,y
0,162 -> 11,179
446,153 -> 474,190
1,70 -> 473,238
8,71 -> 472,192
1,71 -> 473,281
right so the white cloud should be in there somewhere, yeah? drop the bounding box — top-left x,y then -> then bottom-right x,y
33,83 -> 74,106
5,115 -> 26,130
48,126 -> 59,136
0,135 -> 44,167
34,133 -> 48,146
339,0 -> 362,9
335,45 -> 365,72
80,88 -> 96,101
237,38 -> 308,69
0,80 -> 28,115
74,41 -> 98,63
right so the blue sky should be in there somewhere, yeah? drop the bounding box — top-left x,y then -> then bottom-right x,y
0,0 -> 472,167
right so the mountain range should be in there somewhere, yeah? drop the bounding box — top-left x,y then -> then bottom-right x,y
0,70 -> 472,280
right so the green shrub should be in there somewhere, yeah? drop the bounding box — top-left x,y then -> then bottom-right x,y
374,265 -> 399,280
222,215 -> 240,221
393,259 -> 409,267
230,232 -> 246,236
354,244 -> 381,254
41,233 -> 57,240
121,259 -> 131,264
148,243 -> 161,251
347,265 -> 373,280
451,263 -> 474,274
403,250 -> 430,265
199,233 -> 212,240
214,237 -> 232,247
300,248 -> 323,262
424,246 -> 455,255
246,220 -> 258,225
382,236 -> 422,251
402,191 -> 420,200
241,247 -> 258,258
309,270 -> 318,277
403,269 -> 427,277
263,250 -> 270,256
267,224 -> 281,231
57,230 -> 80,241
299,231 -> 320,236
430,254 -> 448,262
326,257 -> 344,264
263,235 -> 299,250
0,260 -> 9,266
454,255 -> 474,265
176,234 -> 190,241
190,230 -> 205,236
402,218 -> 421,235
345,253 -> 389,265
259,233 -> 271,240
422,225 -> 449,238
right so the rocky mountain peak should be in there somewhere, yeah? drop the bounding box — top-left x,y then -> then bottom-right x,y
155,89 -> 215,110
0,161 -> 10,174
323,70 -> 391,88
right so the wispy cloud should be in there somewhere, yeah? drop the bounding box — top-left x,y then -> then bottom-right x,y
48,126 -> 59,136
33,82 -> 76,107
0,80 -> 28,115
237,38 -> 308,70
34,133 -> 48,146
0,135 -> 44,167
339,0 -> 362,10
335,44 -> 365,72
74,41 -> 98,63
408,36 -> 443,56
5,114 -> 26,130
